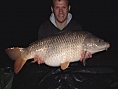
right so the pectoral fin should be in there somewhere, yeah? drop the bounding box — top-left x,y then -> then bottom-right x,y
83,58 -> 86,66
60,61 -> 69,70
82,51 -> 87,66
83,51 -> 92,66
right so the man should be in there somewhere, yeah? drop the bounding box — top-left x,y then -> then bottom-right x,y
38,0 -> 83,40
12,0 -> 83,89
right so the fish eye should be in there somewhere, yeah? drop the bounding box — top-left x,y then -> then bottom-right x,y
98,39 -> 103,43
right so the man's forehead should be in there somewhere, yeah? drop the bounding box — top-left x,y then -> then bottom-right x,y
53,0 -> 68,4
53,0 -> 68,6
53,0 -> 68,2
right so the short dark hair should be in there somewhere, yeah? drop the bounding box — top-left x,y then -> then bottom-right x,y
51,0 -> 70,7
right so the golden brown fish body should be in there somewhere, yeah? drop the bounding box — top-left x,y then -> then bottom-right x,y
5,31 -> 110,74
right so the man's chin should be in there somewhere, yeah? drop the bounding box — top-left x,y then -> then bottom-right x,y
57,19 -> 66,23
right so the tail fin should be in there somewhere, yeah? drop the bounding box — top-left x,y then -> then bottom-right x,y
5,47 -> 27,74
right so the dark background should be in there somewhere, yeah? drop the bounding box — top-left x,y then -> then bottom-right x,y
0,0 -> 117,67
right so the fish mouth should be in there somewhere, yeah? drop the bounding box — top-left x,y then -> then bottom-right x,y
97,43 -> 110,52
99,43 -> 110,51
105,43 -> 110,50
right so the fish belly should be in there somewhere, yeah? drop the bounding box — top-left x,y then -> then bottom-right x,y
44,46 -> 83,67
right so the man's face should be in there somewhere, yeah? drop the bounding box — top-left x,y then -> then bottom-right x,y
51,0 -> 70,23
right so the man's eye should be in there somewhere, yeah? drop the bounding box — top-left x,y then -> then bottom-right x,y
54,7 -> 59,9
63,7 -> 66,9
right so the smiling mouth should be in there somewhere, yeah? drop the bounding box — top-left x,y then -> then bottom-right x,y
59,16 -> 64,18
58,14 -> 64,17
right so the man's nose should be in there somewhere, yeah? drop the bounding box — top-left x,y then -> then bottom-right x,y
59,8 -> 63,13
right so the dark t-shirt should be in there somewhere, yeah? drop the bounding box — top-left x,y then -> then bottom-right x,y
38,19 -> 83,40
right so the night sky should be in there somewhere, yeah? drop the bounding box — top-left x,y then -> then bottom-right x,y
0,0 -> 117,67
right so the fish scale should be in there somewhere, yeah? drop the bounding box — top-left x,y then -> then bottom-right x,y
5,31 -> 110,74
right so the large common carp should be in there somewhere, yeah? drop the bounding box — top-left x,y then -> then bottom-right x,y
5,31 -> 110,74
